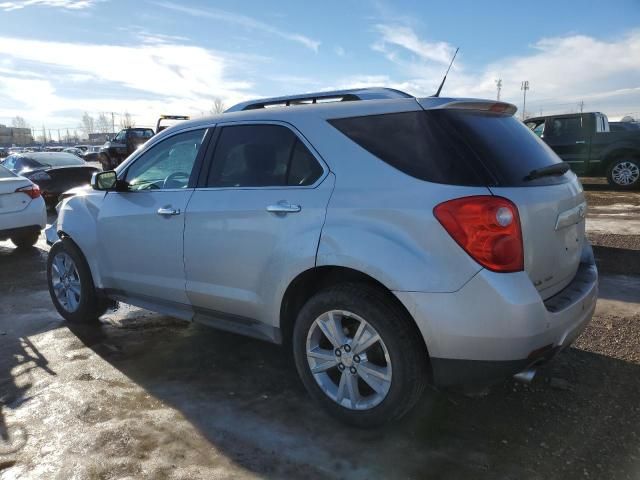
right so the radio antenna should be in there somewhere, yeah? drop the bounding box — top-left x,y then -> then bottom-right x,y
433,47 -> 459,97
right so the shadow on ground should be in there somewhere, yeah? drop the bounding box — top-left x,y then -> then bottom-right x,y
62,310 -> 640,479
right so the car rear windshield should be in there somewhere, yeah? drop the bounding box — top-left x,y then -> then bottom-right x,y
26,153 -> 85,167
329,110 -> 568,187
0,165 -> 17,178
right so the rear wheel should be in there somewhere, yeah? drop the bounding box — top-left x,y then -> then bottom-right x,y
11,230 -> 40,248
47,239 -> 107,324
293,284 -> 428,428
607,158 -> 640,189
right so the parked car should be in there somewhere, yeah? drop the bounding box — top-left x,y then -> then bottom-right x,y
525,112 -> 640,189
1,152 -> 99,207
0,164 -> 46,248
73,145 -> 90,152
46,88 -> 597,427
63,147 -> 84,157
99,127 -> 155,170
82,146 -> 102,163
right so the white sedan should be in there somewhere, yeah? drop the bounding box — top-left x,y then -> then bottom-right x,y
0,164 -> 47,248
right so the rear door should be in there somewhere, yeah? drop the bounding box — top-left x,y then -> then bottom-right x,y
96,128 -> 209,311
543,115 -> 589,174
183,122 -> 333,337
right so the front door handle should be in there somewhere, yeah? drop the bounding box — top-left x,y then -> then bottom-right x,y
266,202 -> 301,214
157,207 -> 180,216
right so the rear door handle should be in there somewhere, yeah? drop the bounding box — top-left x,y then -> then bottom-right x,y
157,207 -> 180,216
266,202 -> 301,214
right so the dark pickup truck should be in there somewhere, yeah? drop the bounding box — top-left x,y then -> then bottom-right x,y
526,112 -> 640,189
99,127 -> 155,170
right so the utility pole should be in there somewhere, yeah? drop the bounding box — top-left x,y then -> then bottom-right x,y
57,129 -> 61,143
579,100 -> 584,113
111,112 -> 115,134
520,81 -> 530,120
495,79 -> 502,101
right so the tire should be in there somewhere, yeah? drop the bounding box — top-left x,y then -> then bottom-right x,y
606,158 -> 640,190
47,238 -> 107,324
11,230 -> 40,248
292,283 -> 428,428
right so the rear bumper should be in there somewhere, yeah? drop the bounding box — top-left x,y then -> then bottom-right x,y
395,243 -> 598,387
0,197 -> 47,239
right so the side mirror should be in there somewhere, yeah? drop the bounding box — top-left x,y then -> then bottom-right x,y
92,170 -> 118,191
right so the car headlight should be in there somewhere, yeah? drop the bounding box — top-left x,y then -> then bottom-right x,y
29,171 -> 51,182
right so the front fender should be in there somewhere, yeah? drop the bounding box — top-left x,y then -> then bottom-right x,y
56,190 -> 107,287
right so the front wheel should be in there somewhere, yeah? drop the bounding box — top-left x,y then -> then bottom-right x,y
47,239 -> 105,324
607,158 -> 640,189
293,284 -> 428,428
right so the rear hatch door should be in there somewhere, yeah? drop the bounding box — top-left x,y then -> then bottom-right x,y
418,99 -> 586,299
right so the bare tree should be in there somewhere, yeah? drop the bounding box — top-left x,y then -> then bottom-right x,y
211,97 -> 226,114
79,112 -> 95,138
11,116 -> 29,128
95,113 -> 111,134
119,112 -> 135,129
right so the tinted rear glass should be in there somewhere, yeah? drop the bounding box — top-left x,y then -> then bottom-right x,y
26,152 -> 85,167
0,165 -> 16,178
329,110 -> 567,187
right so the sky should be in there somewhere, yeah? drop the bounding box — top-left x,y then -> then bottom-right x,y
0,0 -> 639,134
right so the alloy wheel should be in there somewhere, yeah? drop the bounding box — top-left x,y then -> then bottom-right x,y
306,310 -> 392,410
51,252 -> 81,312
611,161 -> 640,186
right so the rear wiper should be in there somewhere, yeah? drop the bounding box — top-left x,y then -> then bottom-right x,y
523,162 -> 570,181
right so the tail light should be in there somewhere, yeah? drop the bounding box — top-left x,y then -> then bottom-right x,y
434,196 -> 523,272
15,184 -> 41,199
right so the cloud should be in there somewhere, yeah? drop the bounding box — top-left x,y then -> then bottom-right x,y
153,1 -> 320,52
0,0 -> 101,11
370,26 -> 640,118
373,24 -> 457,65
335,46 -> 346,57
0,35 -> 256,127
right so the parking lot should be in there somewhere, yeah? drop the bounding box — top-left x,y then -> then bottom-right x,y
1,181 -> 639,480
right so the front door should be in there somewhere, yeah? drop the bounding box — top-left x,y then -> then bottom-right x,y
183,123 -> 333,336
543,115 -> 589,174
97,128 -> 208,309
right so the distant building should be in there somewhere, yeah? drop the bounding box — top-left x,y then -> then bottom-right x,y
0,125 -> 33,147
88,132 -> 115,144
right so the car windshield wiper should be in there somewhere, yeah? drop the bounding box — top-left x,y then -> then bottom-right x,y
523,162 -> 570,181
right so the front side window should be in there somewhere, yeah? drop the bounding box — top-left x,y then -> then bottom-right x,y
546,117 -> 582,138
114,131 -> 127,142
125,129 -> 206,191
206,124 -> 323,187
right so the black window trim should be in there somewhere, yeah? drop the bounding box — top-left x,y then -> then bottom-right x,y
115,125 -> 213,192
195,120 -> 329,191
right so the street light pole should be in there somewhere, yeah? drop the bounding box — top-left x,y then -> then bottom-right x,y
520,81 -> 530,120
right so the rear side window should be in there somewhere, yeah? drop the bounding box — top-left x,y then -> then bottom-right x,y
329,110 -> 566,187
206,124 -> 323,187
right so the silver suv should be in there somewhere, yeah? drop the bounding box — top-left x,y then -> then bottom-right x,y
46,88 -> 598,427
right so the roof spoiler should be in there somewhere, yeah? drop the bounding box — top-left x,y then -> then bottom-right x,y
422,98 -> 517,116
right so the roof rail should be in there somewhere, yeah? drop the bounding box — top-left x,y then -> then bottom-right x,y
225,87 -> 413,112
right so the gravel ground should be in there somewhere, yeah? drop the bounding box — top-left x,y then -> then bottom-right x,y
1,181 -> 639,479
